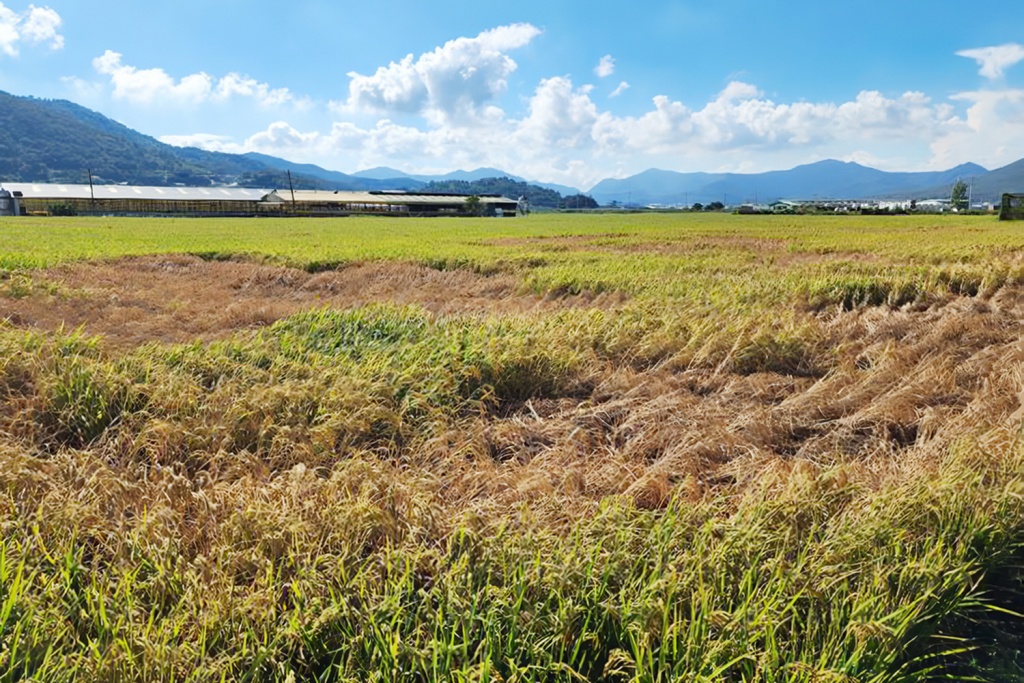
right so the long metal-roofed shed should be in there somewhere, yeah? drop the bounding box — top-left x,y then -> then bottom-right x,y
1,184 -> 521,217
3,183 -> 272,216
274,190 -> 520,217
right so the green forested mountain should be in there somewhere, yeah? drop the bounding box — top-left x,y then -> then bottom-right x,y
0,91 -> 270,185
0,91 -> 566,198
0,92 -> 397,189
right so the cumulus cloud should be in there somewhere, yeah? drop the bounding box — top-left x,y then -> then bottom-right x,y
609,81 -> 630,98
170,42 -> 1017,190
957,44 -> 1024,80
0,2 -> 63,57
345,22 -> 541,122
171,77 -> 968,188
930,88 -> 1024,168
595,55 -> 615,78
589,81 -> 952,159
517,77 -> 601,150
214,72 -> 293,106
159,133 -> 237,151
94,51 -> 212,104
92,50 -> 294,107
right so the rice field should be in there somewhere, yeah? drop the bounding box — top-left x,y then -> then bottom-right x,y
2,212 -> 1024,681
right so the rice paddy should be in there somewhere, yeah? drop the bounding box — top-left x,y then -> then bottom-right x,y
2,211 -> 1024,681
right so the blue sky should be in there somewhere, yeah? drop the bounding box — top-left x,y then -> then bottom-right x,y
1,0 -> 1023,189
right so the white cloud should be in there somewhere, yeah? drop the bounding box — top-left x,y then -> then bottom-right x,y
170,78 -> 970,189
516,76 -> 601,151
0,2 -> 63,57
244,120 -> 322,150
92,50 -> 295,107
595,55 -> 615,78
160,30 -> 1024,188
589,82 -> 951,160
19,5 -> 60,47
94,50 -> 212,104
60,75 -> 105,102
160,133 -> 237,151
957,44 -> 1024,80
213,72 -> 292,105
345,22 -> 541,122
930,88 -> 1024,169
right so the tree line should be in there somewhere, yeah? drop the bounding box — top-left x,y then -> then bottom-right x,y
424,177 -> 597,210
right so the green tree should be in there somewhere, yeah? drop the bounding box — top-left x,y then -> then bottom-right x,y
464,195 -> 483,216
47,201 -> 78,216
561,194 -> 598,210
951,179 -> 969,211
424,177 -> 564,209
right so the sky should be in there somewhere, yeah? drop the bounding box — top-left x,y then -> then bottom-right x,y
1,1 -> 1024,190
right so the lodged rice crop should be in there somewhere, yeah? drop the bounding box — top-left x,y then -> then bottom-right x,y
2,212 -> 1024,681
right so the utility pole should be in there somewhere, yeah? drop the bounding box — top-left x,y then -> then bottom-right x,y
287,170 -> 296,209
87,168 -> 95,213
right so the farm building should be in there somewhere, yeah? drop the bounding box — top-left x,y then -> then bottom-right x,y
0,187 -> 20,217
770,200 -> 803,213
0,184 -> 519,218
1000,194 -> 1024,221
272,190 -> 519,217
2,183 -> 272,216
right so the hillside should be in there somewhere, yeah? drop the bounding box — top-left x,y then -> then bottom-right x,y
0,91 -> 402,190
0,91 -> 348,188
587,159 -> 1020,206
0,91 -> 569,200
910,159 -> 1024,203
0,92 -> 230,185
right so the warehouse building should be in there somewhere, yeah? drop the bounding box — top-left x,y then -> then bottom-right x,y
269,190 -> 519,217
2,184 -> 271,216
0,183 -> 519,218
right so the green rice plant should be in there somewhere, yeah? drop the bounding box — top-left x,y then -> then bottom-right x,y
36,335 -> 152,449
269,305 -> 588,411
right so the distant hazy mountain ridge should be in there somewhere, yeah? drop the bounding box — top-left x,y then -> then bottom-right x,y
587,159 -> 1013,206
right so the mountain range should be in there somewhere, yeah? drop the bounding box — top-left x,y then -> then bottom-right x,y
587,159 -> 1021,206
1,90 -> 1022,206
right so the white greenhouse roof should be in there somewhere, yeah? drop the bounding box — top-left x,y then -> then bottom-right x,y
282,190 -> 516,205
1,183 -> 271,202
0,184 -> 518,206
